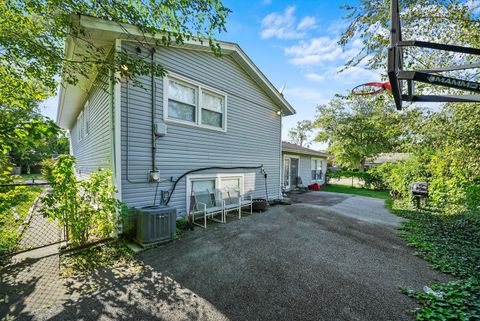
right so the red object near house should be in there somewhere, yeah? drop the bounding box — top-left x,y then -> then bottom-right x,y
308,183 -> 321,191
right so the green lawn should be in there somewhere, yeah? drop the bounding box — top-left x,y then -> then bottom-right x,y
19,173 -> 43,181
321,184 -> 389,199
0,186 -> 43,254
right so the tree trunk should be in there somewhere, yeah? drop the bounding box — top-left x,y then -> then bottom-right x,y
359,159 -> 366,172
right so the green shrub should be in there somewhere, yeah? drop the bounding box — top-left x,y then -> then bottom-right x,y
371,157 -> 428,199
41,155 -> 124,246
41,158 -> 55,183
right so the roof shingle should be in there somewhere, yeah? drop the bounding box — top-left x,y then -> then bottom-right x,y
282,141 -> 328,158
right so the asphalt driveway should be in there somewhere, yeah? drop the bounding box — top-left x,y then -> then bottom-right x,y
29,192 -> 448,321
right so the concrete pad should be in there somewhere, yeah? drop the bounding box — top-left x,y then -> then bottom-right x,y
290,191 -> 405,228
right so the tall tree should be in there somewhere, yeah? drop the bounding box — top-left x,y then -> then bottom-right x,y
314,95 -> 404,171
10,132 -> 69,173
1,1 -> 230,110
0,0 -> 230,173
339,0 -> 479,73
288,120 -> 313,147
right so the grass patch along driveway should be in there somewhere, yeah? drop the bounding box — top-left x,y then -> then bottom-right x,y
321,184 -> 389,199
32,199 -> 449,321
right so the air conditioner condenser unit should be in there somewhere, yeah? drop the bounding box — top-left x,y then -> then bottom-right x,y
135,205 -> 177,245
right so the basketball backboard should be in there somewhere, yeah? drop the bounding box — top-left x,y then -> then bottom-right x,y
387,0 -> 480,110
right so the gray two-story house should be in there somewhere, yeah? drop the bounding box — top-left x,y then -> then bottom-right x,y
57,15 -> 295,217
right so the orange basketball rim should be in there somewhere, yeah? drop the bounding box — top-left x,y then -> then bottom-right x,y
351,81 -> 392,96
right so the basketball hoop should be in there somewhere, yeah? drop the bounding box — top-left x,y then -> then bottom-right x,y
350,81 -> 392,116
351,81 -> 392,95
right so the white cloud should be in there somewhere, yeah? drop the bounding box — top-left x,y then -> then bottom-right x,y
261,0 -> 272,5
329,66 -> 379,85
283,87 -> 327,105
260,6 -> 317,40
327,19 -> 350,35
297,16 -> 317,31
284,36 -> 363,67
284,37 -> 344,66
467,0 -> 480,13
305,73 -> 325,82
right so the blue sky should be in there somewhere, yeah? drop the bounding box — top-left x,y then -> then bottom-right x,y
40,0 -> 380,147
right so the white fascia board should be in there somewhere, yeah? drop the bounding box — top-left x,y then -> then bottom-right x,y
56,35 -> 76,126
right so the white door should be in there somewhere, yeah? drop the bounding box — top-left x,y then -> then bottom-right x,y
283,157 -> 299,189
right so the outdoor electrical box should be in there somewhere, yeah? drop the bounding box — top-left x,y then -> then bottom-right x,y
135,205 -> 177,244
149,170 -> 160,182
154,121 -> 167,137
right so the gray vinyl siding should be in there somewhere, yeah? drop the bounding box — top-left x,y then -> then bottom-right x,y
283,153 -> 327,188
70,78 -> 112,176
120,43 -> 282,216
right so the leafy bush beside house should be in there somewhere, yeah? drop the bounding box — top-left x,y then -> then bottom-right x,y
41,155 -> 124,246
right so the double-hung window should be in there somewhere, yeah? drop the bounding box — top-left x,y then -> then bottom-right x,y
84,101 -> 90,136
201,90 -> 224,128
167,79 -> 197,123
77,111 -> 84,142
311,159 -> 323,181
76,100 -> 90,142
165,74 -> 227,131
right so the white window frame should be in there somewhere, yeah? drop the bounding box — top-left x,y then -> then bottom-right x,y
185,173 -> 244,213
77,111 -> 84,142
84,100 -> 90,137
311,158 -> 324,182
283,154 -> 300,190
163,72 -> 227,132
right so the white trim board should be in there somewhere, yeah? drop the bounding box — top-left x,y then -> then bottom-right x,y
185,173 -> 245,214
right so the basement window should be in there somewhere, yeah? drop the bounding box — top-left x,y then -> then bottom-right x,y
186,173 -> 243,213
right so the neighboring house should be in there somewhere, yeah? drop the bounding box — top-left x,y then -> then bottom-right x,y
282,142 -> 328,190
364,153 -> 412,169
56,15 -> 295,217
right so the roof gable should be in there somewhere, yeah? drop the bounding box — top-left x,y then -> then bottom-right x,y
56,14 -> 295,128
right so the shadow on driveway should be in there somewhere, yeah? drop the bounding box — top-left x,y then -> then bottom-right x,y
24,204 -> 449,321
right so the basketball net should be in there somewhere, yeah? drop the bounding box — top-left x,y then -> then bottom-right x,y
350,81 -> 392,116
351,95 -> 374,116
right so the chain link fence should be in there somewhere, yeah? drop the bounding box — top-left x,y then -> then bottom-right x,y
0,183 -> 66,257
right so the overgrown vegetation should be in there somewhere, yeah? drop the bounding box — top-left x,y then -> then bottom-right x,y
331,2 -> 480,318
0,182 -> 42,254
387,198 -> 480,320
42,155 -> 124,246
